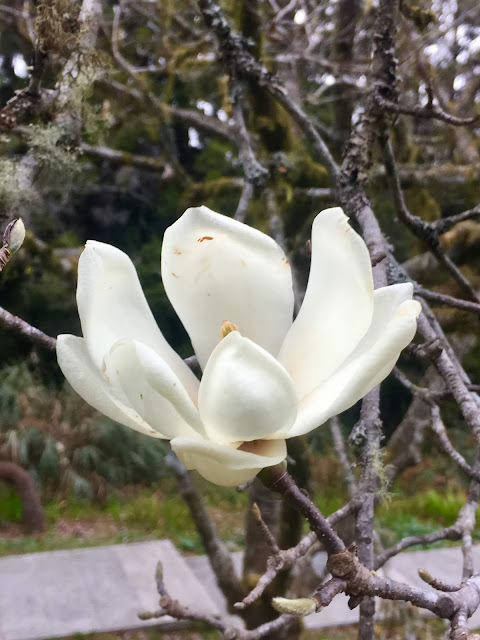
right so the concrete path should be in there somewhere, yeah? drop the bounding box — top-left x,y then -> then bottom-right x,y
0,541 -> 479,639
0,541 -> 218,640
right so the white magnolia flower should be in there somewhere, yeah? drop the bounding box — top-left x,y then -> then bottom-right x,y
57,206 -> 421,486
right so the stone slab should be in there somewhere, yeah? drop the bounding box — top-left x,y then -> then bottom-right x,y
185,552 -> 244,628
1,540 -> 479,639
0,541 -> 219,640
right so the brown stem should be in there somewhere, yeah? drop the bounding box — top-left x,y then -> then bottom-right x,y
0,462 -> 46,533
261,466 -> 345,555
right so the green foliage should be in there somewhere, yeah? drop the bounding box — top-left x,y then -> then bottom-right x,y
0,364 -> 168,500
0,487 -> 23,523
192,139 -> 237,182
377,489 -> 480,545
376,513 -> 440,547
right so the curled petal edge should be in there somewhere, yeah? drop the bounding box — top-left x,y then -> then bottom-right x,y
56,334 -> 162,438
171,435 -> 287,486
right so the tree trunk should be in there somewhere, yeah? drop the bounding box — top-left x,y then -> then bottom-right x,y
0,462 -> 46,533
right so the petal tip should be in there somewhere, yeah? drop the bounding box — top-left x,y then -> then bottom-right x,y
314,206 -> 348,224
396,299 -> 422,320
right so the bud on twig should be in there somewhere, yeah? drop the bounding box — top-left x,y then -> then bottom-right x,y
271,596 -> 318,617
0,218 -> 26,271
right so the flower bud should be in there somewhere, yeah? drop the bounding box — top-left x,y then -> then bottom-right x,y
272,596 -> 318,617
3,218 -> 26,254
0,218 -> 26,271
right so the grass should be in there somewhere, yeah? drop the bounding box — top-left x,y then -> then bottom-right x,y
1,476 -> 478,639
0,481 -> 248,556
375,488 -> 480,548
301,618 -> 450,639
378,489 -> 476,526
36,618 -> 454,640
0,462 -> 477,558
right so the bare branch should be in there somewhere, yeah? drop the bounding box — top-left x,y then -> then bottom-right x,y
417,312 -> 480,445
419,569 -> 461,593
415,287 -> 480,316
354,387 -> 383,639
375,526 -> 462,570
379,96 -> 479,126
140,574 -> 297,640
80,143 -> 174,177
434,205 -> 480,235
430,405 -> 480,483
231,89 -> 268,189
329,416 -> 357,497
234,182 -> 254,222
165,105 -> 238,143
197,0 -> 339,182
0,306 -> 56,351
382,138 -> 480,303
235,500 -> 358,610
251,502 -> 280,555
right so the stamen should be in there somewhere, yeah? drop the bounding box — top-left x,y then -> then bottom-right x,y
220,320 -> 239,339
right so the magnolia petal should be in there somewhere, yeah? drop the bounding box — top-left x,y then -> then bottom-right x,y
278,207 -> 374,399
56,334 -> 161,438
198,331 -> 297,443
76,240 -> 199,401
171,436 -> 287,486
287,285 -> 421,437
345,283 -> 417,359
162,206 -> 294,369
103,339 -> 203,439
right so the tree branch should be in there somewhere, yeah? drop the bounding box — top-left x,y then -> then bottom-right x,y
0,306 -> 56,351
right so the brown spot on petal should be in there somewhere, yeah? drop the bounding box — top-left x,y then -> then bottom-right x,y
173,247 -> 182,255
171,272 -> 179,278
198,236 -> 214,242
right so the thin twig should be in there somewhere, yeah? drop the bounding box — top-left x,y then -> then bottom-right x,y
375,526 -> 462,570
329,416 -> 357,497
80,143 -> 173,176
379,96 -> 479,126
430,404 -> 480,483
383,138 -> 480,303
234,181 -> 254,222
434,204 -> 480,235
251,502 -> 280,555
235,499 -> 358,610
418,569 -> 462,593
0,306 -> 56,351
415,287 -> 480,316
197,0 -> 339,182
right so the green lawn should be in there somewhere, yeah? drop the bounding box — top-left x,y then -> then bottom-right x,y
0,480 -> 476,558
